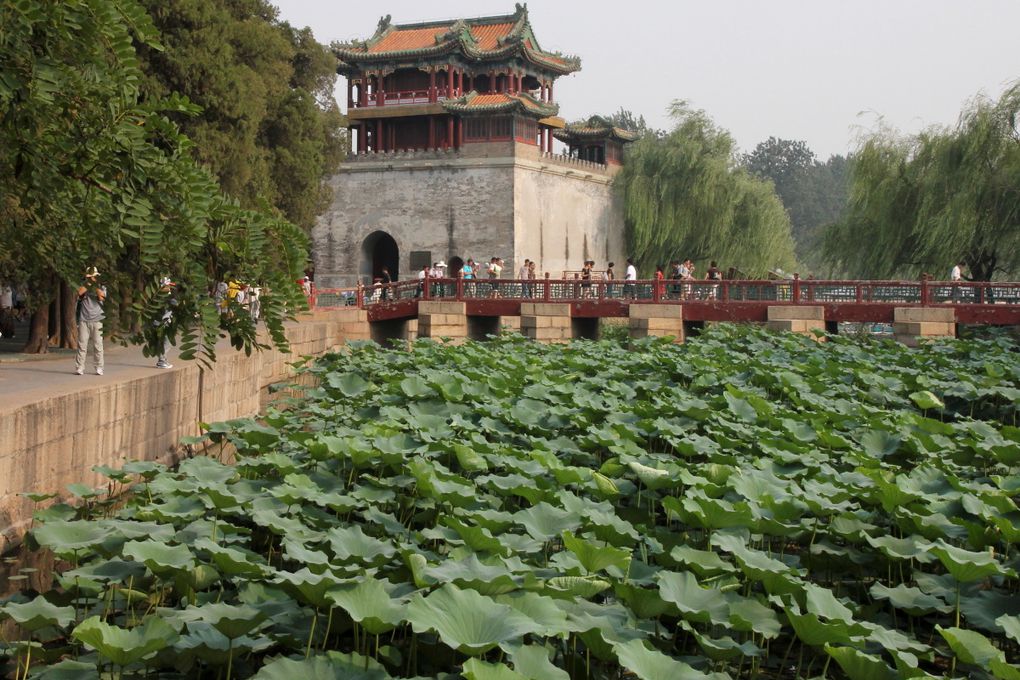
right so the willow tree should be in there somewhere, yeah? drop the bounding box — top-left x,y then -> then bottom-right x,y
825,83 -> 1020,281
620,102 -> 797,277
0,0 -> 307,359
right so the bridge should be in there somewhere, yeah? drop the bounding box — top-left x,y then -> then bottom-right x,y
309,275 -> 1020,344
315,276 -> 1018,321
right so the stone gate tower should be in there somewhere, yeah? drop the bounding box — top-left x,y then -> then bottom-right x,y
313,4 -> 634,287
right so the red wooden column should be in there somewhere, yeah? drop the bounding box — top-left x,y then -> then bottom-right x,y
447,116 -> 454,149
376,73 -> 385,106
457,117 -> 464,148
446,68 -> 454,99
429,69 -> 437,103
428,118 -> 436,150
548,81 -> 554,102
347,80 -> 354,109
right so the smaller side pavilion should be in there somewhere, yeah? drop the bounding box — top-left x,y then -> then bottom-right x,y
554,117 -> 639,166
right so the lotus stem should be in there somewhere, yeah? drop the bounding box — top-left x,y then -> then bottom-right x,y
306,609 -> 318,659
321,607 -> 334,651
226,639 -> 234,680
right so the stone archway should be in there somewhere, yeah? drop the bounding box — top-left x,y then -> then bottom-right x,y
361,231 -> 399,284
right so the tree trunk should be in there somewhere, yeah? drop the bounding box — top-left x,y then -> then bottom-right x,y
59,280 -> 78,349
23,304 -> 50,353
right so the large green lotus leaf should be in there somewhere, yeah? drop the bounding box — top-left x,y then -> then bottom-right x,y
406,583 -> 541,656
178,602 -> 266,639
194,538 -> 268,577
425,554 -> 518,595
493,593 -> 570,637
326,372 -> 372,398
626,461 -> 675,490
657,571 -> 729,626
669,545 -> 737,577
177,455 -> 236,484
400,375 -> 431,398
804,582 -> 855,623
27,659 -> 100,679
727,596 -> 781,639
561,531 -> 631,575
998,615 -> 1020,644
858,430 -> 902,460
786,609 -> 868,646
442,517 -> 511,557
252,651 -> 391,679
32,521 -> 113,557
274,568 -> 350,608
281,539 -> 330,570
864,534 -> 936,563
72,615 -> 179,667
0,595 -> 75,632
327,578 -> 406,635
664,494 -> 753,532
825,644 -> 899,680
121,540 -> 195,576
959,591 -> 1020,633
681,621 -> 762,661
909,390 -> 944,410
326,525 -> 396,565
503,642 -> 570,680
710,531 -> 799,594
938,625 -> 1005,667
543,576 -> 612,599
869,583 -> 952,616
462,658 -> 527,680
450,443 -> 488,473
723,392 -> 758,423
514,503 -> 582,541
613,582 -> 672,620
614,639 -> 723,680
930,541 -> 1006,582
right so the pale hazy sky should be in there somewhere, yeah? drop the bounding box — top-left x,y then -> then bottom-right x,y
271,0 -> 1019,160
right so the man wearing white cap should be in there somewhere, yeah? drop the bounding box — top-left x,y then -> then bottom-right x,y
75,266 -> 107,375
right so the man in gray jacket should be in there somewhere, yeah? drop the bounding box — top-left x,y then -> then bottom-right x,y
75,266 -> 106,375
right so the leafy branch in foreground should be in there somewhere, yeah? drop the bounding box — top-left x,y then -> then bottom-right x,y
0,0 -> 308,360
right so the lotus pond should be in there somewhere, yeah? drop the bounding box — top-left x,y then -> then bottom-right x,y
3,326 -> 1020,679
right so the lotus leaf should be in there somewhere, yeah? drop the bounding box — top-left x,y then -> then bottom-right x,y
327,577 -> 406,635
614,639 -> 722,680
121,539 -> 195,576
72,615 -> 180,667
503,642 -> 570,680
930,540 -> 1006,582
253,651 -> 391,679
405,583 -> 541,656
561,531 -> 632,575
824,644 -> 899,680
462,658 -> 528,680
0,595 -> 75,631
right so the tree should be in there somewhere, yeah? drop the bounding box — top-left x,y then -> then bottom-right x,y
744,138 -> 849,273
825,83 -> 1020,281
620,102 -> 797,277
135,0 -> 345,233
607,108 -> 654,137
0,0 -> 307,359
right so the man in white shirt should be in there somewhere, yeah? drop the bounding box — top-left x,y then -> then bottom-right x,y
950,261 -> 965,302
624,258 -> 637,299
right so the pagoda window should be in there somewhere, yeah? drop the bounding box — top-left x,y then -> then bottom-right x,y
464,118 -> 488,141
514,117 -> 537,144
490,116 -> 512,140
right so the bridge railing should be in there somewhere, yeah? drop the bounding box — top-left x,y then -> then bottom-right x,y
312,278 -> 1020,310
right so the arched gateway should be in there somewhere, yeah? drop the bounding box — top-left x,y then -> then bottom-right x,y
311,6 -> 632,289
361,231 -> 399,284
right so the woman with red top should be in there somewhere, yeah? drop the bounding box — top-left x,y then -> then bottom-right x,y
655,264 -> 665,300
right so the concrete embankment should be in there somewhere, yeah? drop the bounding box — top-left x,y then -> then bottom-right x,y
0,309 -> 369,551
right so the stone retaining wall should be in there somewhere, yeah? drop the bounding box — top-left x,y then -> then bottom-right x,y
0,309 -> 369,551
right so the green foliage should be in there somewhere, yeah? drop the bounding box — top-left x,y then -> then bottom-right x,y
825,82 -> 1020,280
744,137 -> 849,273
9,327 -> 1020,677
136,0 -> 346,232
620,101 -> 798,277
0,0 -> 309,361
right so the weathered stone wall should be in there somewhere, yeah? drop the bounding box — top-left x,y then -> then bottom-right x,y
312,143 -> 626,287
0,310 -> 369,550
514,157 -> 624,277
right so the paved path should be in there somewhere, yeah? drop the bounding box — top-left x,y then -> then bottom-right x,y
0,316 -> 186,411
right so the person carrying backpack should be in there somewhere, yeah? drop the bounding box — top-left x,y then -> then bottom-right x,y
74,266 -> 106,375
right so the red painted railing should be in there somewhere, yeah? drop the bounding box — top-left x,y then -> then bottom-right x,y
360,88 -> 452,107
314,277 -> 1020,309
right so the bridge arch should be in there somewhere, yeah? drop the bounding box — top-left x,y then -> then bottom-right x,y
361,231 -> 399,284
